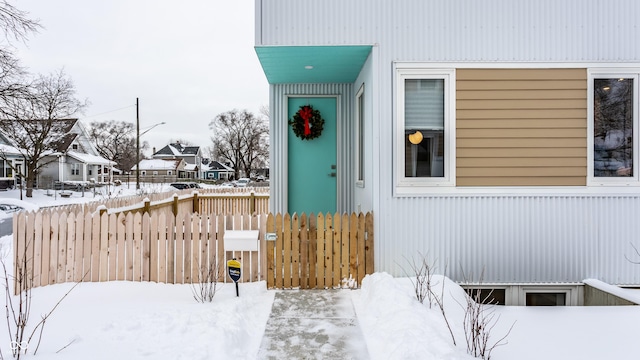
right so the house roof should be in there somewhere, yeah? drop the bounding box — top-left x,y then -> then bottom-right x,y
153,143 -> 200,157
132,159 -> 182,171
66,151 -> 116,166
206,160 -> 233,172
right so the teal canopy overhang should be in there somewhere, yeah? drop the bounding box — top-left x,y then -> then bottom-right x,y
255,45 -> 372,84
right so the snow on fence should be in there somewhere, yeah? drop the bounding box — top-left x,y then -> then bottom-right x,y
12,210 -> 373,293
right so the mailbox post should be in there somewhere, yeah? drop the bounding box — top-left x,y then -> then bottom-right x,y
227,258 -> 241,297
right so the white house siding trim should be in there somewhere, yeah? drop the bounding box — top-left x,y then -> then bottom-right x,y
269,83 -> 354,213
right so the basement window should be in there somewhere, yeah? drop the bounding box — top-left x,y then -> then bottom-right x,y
465,288 -> 506,305
525,292 -> 567,306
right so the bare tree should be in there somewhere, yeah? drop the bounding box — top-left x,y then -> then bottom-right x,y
0,1 -> 40,117
87,120 -> 145,174
0,69 -> 87,197
209,109 -> 268,179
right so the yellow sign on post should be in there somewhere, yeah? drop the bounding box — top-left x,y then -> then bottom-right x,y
227,259 -> 241,297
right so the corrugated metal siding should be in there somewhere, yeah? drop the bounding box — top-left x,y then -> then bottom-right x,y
257,0 -> 640,62
457,69 -> 588,186
379,194 -> 640,285
269,83 -> 354,213
258,0 -> 640,285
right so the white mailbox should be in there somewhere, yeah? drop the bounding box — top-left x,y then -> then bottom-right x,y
224,230 -> 259,252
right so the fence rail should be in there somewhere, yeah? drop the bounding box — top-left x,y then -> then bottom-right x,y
13,210 -> 373,293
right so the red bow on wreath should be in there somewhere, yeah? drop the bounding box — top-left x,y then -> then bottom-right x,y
299,106 -> 312,136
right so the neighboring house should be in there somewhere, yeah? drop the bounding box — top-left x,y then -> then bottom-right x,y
152,143 -> 202,179
37,119 -> 116,185
131,159 -> 186,180
0,132 -> 24,190
202,160 -> 234,180
255,0 -> 640,304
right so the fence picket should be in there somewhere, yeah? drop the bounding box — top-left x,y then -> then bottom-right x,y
332,213 -> 340,288
57,212 -> 68,285
167,214 -> 176,284
365,212 -> 374,276
299,213 -> 308,289
142,213 -> 151,282
158,213 -> 167,283
125,212 -> 134,281
72,212 -> 84,282
316,213 -> 325,289
183,213 -> 192,284
283,213 -> 292,288
108,214 -> 117,281
149,213 -> 159,283
40,212 -> 51,287
116,213 -> 126,281
174,213 -> 184,284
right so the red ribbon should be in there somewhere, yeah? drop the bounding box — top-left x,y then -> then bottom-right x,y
299,106 -> 312,136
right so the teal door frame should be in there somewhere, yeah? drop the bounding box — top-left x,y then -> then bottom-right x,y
285,95 -> 339,215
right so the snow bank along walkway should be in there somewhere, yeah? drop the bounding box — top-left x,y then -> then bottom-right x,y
257,289 -> 370,359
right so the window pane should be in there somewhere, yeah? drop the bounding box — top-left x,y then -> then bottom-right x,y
526,292 -> 566,306
594,78 -> 634,177
405,79 -> 445,178
465,288 -> 506,305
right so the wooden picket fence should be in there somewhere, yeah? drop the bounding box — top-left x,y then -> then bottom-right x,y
13,210 -> 373,293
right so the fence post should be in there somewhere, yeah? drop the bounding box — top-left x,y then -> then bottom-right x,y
192,191 -> 199,213
143,198 -> 151,214
250,192 -> 255,214
172,194 -> 179,216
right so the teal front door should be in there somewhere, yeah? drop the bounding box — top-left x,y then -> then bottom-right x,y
287,97 -> 337,215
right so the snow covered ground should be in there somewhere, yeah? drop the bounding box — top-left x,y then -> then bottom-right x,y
0,185 -> 639,359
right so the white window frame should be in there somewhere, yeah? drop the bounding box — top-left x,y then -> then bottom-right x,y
588,69 -> 640,186
355,83 -> 365,187
71,163 -> 80,176
394,65 -> 456,194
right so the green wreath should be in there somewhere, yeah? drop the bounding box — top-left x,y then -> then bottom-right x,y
288,105 -> 325,140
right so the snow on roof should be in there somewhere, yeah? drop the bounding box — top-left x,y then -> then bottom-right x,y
67,151 -> 116,165
133,159 -> 181,171
184,163 -> 198,171
0,143 -> 21,155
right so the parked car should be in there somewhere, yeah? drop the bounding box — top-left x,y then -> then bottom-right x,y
0,198 -> 39,219
235,178 -> 250,187
256,175 -> 266,182
170,183 -> 191,190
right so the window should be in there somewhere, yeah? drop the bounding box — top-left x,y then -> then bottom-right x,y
72,144 -> 78,150
589,71 -> 639,185
395,66 -> 455,193
153,171 -> 158,175
465,288 -> 506,305
526,292 -> 566,306
88,168 -> 92,176
167,170 -> 173,176
71,163 -> 80,176
141,171 -> 146,176
356,84 -> 365,186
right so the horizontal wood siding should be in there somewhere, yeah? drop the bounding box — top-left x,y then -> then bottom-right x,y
456,69 -> 587,186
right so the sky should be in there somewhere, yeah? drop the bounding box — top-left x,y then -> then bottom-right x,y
12,0 -> 269,156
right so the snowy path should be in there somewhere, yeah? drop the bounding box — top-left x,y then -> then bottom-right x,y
257,290 -> 370,359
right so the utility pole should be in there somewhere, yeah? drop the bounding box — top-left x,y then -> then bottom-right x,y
136,97 -> 140,190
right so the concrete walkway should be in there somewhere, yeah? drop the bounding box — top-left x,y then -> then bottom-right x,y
257,289 -> 370,360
